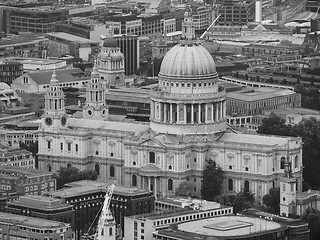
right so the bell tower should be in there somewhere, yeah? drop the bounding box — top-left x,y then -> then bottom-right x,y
182,5 -> 195,40
280,151 -> 297,217
42,70 -> 68,130
83,63 -> 109,120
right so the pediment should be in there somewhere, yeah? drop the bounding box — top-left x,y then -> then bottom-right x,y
138,137 -> 166,148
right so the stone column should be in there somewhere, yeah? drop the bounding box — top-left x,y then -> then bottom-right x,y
154,177 -> 157,199
205,104 -> 208,123
142,176 -> 145,189
170,103 -> 173,123
216,102 -> 219,121
224,101 -> 227,119
159,102 -> 162,122
184,105 -> 187,124
177,104 -> 180,123
191,104 -> 194,124
148,177 -> 151,191
150,101 -> 155,121
164,103 -> 167,122
198,104 -> 201,123
220,102 -> 223,120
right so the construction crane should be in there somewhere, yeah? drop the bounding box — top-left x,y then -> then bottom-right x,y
96,184 -> 115,240
82,184 -> 115,240
200,14 -> 221,39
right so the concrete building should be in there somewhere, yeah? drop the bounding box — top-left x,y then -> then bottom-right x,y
114,34 -> 139,75
0,33 -> 49,59
0,61 -> 23,85
0,82 -> 21,111
216,0 -> 255,26
124,204 -> 233,240
46,32 -> 100,61
11,68 -> 89,93
5,195 -> 75,232
5,6 -> 68,34
0,212 -> 73,240
37,13 -> 304,206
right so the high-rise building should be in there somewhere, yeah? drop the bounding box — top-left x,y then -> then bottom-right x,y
114,34 -> 139,75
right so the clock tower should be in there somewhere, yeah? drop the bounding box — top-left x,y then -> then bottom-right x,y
83,63 -> 109,120
42,70 -> 68,130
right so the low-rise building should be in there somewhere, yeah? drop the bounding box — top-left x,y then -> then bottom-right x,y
0,146 -> 35,169
0,212 -> 73,240
0,61 -> 23,85
5,195 -> 76,233
0,33 -> 49,59
11,68 -> 89,93
0,166 -> 56,197
46,32 -> 100,61
124,204 -> 233,240
0,82 -> 21,111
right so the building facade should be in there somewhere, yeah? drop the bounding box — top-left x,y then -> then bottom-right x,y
0,61 -> 23,85
0,212 -> 73,240
37,13 -> 304,205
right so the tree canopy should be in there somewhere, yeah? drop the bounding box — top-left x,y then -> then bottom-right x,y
55,166 -> 98,189
175,181 -> 196,198
301,207 -> 320,240
214,191 -> 255,214
257,115 -> 320,189
262,187 -> 280,214
201,159 -> 224,201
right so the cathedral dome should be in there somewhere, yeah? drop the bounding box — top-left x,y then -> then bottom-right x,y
103,37 -> 118,48
159,42 -> 217,79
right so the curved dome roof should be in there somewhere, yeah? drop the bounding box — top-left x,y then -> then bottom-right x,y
103,37 -> 118,48
159,43 -> 217,78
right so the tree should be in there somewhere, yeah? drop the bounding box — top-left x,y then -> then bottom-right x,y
262,187 -> 280,214
257,113 -> 293,136
175,181 -> 196,198
201,159 -> 223,201
214,191 -> 255,214
20,141 -> 39,168
301,207 -> 320,240
56,166 -> 98,189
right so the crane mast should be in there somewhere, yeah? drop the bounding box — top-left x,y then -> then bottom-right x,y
96,184 -> 115,239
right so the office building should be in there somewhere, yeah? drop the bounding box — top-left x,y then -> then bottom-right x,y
0,146 -> 35,169
114,34 -> 139,75
0,212 -> 73,240
0,61 -> 23,85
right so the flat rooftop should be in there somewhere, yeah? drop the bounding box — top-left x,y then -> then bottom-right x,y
0,35 -> 47,47
227,87 -> 296,102
46,32 -> 100,44
177,215 -> 284,237
0,212 -> 70,229
50,180 -> 151,198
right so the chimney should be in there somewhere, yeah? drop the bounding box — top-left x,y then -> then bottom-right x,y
255,0 -> 263,23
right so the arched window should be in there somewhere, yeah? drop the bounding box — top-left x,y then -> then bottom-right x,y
109,227 -> 113,236
95,164 -> 100,175
110,165 -> 115,177
168,165 -> 172,170
244,180 -> 250,193
149,152 -> 155,164
294,156 -> 298,169
67,163 -> 71,168
48,164 -> 52,172
132,174 -> 137,187
60,143 -> 63,150
168,179 -> 173,191
228,179 -> 233,191
280,157 -> 286,169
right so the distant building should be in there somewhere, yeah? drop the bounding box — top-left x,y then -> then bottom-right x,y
114,34 -> 139,75
0,146 -> 35,169
5,7 -> 68,34
46,32 -> 100,61
5,195 -> 76,234
17,91 -> 45,116
0,61 -> 23,85
124,204 -> 233,240
4,57 -> 67,72
216,0 -> 255,26
11,68 -> 89,93
46,180 -> 154,240
0,212 -> 73,240
0,33 -> 49,59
